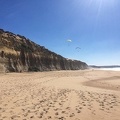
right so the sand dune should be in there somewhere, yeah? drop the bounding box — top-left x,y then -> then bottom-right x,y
0,70 -> 120,120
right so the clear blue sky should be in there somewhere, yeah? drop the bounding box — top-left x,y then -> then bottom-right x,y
0,0 -> 120,65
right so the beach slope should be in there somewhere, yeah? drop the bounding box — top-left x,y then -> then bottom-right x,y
0,70 -> 120,120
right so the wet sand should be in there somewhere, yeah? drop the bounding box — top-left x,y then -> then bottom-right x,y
0,70 -> 120,120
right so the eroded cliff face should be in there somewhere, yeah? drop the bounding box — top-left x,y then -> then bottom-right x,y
0,29 -> 88,72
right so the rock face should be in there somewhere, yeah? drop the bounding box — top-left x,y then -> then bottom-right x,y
0,29 -> 88,72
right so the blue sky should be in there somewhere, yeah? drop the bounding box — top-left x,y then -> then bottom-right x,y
0,0 -> 120,65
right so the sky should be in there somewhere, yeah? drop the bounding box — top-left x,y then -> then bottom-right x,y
0,0 -> 120,66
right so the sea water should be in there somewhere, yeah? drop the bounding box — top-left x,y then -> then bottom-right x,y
99,68 -> 120,71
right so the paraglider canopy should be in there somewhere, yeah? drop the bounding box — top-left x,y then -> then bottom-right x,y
76,47 -> 81,52
67,39 -> 72,46
67,39 -> 72,42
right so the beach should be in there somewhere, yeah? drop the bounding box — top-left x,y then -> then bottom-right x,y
0,70 -> 120,120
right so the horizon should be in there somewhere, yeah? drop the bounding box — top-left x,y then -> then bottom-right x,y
0,0 -> 120,66
89,65 -> 120,67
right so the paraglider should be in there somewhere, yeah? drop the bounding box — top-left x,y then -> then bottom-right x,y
76,47 -> 81,52
67,39 -> 72,42
66,39 -> 81,52
67,39 -> 72,46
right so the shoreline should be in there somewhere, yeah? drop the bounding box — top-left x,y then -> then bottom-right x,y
90,67 -> 120,71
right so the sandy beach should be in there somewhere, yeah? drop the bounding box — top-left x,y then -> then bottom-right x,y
0,70 -> 120,120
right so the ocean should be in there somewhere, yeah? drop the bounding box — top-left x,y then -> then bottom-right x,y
98,67 -> 120,71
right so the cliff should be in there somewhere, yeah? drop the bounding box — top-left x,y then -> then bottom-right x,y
0,29 -> 88,72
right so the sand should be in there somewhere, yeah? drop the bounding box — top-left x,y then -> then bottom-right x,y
0,70 -> 120,120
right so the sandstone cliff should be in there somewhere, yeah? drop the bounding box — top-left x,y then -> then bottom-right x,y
0,29 -> 88,72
